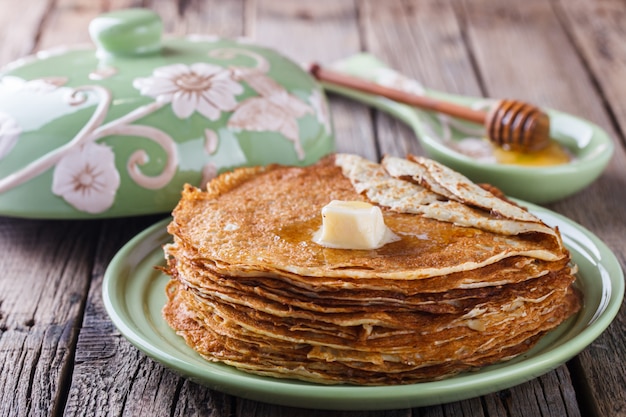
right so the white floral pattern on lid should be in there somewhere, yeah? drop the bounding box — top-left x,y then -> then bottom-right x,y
228,70 -> 313,160
0,42 -> 332,217
309,89 -> 331,135
133,63 -> 244,120
52,142 -> 121,213
374,67 -> 425,95
0,75 -> 68,94
0,112 -> 21,160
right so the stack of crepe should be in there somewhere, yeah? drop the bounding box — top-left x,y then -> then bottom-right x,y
162,153 -> 581,385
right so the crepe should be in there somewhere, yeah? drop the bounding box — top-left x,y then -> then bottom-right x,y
162,153 -> 581,385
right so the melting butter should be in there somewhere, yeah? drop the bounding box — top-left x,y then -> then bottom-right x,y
313,200 -> 398,250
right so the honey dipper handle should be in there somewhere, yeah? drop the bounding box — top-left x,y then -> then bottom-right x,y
309,63 -> 487,125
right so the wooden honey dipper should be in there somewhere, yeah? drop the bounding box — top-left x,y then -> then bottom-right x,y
309,63 -> 551,152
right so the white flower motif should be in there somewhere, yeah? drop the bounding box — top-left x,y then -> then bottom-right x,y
309,89 -> 332,135
89,66 -> 118,81
204,128 -> 219,155
186,34 -> 221,43
52,143 -> 121,213
133,63 -> 244,120
0,75 -> 67,94
374,68 -> 425,95
201,162 -> 218,189
0,112 -> 21,160
228,70 -> 313,160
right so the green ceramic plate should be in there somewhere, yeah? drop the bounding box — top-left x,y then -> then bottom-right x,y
102,203 -> 624,410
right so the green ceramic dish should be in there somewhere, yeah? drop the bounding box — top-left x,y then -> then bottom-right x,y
0,9 -> 334,219
325,54 -> 614,204
102,203 -> 624,410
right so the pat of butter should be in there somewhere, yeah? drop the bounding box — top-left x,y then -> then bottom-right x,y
313,200 -> 398,250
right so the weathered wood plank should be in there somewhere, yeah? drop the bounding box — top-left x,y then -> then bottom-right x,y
557,0 -> 626,147
61,215 -> 236,416
36,3 -> 95,50
459,0 -> 590,111
250,0 -> 360,65
1,1 -> 623,417
358,0 -> 483,165
237,401 -> 414,417
479,366 -> 581,417
252,0 -> 378,161
550,0 -> 626,226
63,222 -> 235,415
0,218 -> 100,417
149,0 -> 245,37
361,0 -> 483,96
37,0 -> 143,50
0,0 -> 51,67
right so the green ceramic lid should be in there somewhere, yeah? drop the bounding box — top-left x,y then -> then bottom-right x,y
0,9 -> 334,218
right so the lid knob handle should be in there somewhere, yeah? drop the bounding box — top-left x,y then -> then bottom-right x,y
89,8 -> 162,57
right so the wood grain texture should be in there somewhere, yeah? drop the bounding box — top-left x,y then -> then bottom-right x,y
360,0 -> 482,96
148,0 -> 245,38
459,0 -> 587,110
37,0 -> 107,50
252,0 -> 379,161
60,215 -> 231,417
0,219 -> 99,417
557,0 -> 626,146
252,0 -> 361,65
358,0 -> 483,162
1,0 -> 625,416
0,0 -> 51,67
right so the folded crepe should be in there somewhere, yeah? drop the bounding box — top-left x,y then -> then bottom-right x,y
162,153 -> 581,385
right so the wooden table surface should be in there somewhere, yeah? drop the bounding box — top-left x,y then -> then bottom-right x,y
1,0 -> 625,416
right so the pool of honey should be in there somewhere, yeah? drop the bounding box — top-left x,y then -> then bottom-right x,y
493,141 -> 572,167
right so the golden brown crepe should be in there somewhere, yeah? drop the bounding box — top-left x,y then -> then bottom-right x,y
161,154 -> 581,385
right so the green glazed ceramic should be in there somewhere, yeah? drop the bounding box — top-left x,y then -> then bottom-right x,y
0,9 -> 334,218
325,54 -> 613,204
102,203 -> 623,410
